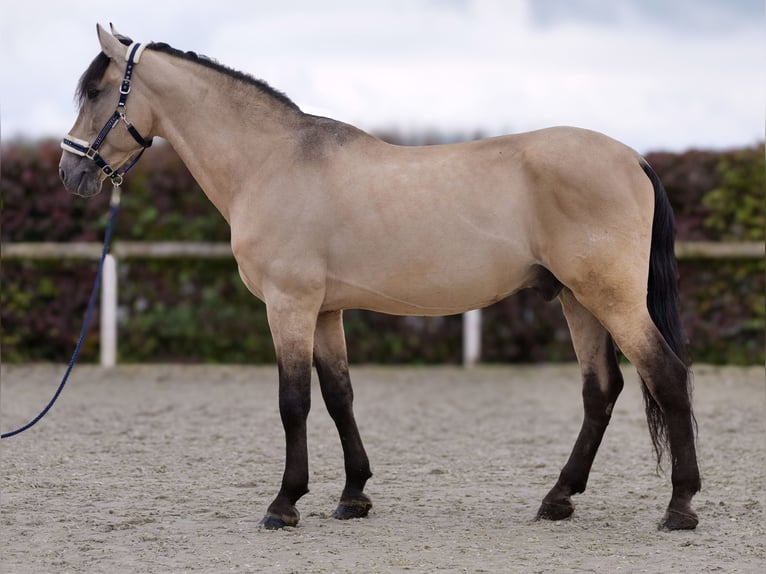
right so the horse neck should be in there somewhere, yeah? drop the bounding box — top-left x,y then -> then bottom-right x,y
143,54 -> 301,222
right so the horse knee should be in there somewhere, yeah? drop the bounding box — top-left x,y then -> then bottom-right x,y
278,388 -> 310,424
277,360 -> 312,423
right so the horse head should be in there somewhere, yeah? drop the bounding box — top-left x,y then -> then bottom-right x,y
59,24 -> 153,196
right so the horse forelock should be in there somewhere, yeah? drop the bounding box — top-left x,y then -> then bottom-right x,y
75,36 -> 132,107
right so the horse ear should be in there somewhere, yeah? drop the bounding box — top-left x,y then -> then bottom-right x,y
109,23 -> 134,44
96,23 -> 127,61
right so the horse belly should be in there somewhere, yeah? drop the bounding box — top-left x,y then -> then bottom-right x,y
324,247 -> 532,316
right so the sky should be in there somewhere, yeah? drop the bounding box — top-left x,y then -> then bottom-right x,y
0,0 -> 763,153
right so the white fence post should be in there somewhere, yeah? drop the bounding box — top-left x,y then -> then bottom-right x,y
100,254 -> 118,367
462,309 -> 482,367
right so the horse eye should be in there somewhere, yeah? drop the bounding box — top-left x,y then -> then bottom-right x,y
86,87 -> 101,101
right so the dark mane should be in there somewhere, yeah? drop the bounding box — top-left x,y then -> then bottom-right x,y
75,39 -> 300,112
148,42 -> 300,111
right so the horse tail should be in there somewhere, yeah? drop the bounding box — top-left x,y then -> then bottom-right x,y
639,160 -> 694,467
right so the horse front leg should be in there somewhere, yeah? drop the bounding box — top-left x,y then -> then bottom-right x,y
259,293 -> 319,530
314,310 -> 373,520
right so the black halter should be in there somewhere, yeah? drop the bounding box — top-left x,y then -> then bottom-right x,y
61,43 -> 153,187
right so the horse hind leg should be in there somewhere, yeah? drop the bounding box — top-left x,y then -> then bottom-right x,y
608,311 -> 700,530
314,310 -> 373,520
572,284 -> 700,530
537,288 -> 624,521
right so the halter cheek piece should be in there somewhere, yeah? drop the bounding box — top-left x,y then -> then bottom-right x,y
61,43 -> 153,187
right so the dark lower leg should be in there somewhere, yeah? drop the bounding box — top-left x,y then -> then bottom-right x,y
260,360 -> 312,529
314,310 -> 372,519
663,428 -> 700,530
649,354 -> 700,530
538,290 -> 623,521
316,359 -> 372,519
538,358 -> 623,520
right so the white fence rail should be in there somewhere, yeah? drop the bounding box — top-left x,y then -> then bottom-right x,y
3,241 -> 763,367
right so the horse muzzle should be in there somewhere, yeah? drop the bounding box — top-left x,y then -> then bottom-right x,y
59,153 -> 104,197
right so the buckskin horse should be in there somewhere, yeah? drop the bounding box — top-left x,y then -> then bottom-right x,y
59,25 -> 700,531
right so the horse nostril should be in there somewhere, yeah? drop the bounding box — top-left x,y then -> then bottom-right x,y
58,167 -> 66,183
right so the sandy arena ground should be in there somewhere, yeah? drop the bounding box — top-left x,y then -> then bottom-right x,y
1,364 -> 764,573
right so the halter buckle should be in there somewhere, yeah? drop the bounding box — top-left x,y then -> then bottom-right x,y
85,147 -> 98,160
120,79 -> 131,96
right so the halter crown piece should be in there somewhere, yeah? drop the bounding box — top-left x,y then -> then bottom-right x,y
61,42 -> 153,187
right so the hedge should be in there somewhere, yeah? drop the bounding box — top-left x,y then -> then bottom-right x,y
1,138 -> 763,364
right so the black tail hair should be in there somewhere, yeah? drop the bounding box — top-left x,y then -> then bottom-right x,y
640,161 -> 694,467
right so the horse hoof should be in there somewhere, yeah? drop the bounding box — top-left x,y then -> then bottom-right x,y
332,496 -> 372,520
536,499 -> 574,521
659,508 -> 698,531
259,510 -> 299,530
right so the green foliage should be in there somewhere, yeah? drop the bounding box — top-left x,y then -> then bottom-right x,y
2,139 -> 764,364
702,147 -> 765,240
117,259 -> 275,363
680,259 -> 764,365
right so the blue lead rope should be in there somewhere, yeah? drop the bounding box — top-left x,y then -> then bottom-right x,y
1,188 -> 121,439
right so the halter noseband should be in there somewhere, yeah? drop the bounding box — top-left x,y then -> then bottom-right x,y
61,43 -> 153,187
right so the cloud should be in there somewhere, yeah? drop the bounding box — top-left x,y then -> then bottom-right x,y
0,0 -> 762,152
529,0 -> 764,33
